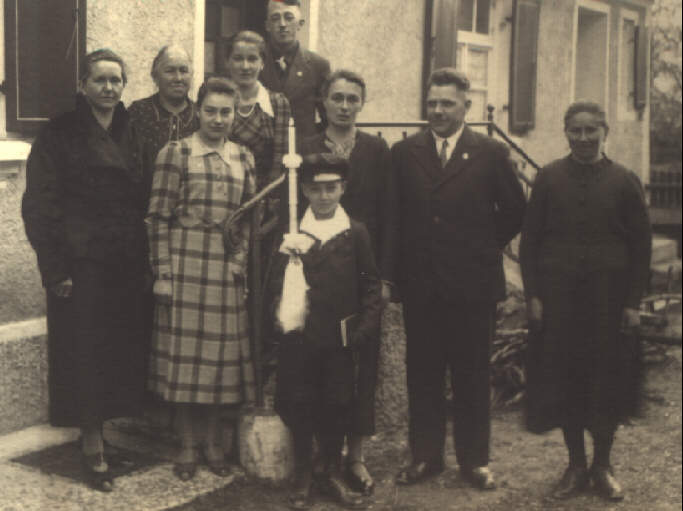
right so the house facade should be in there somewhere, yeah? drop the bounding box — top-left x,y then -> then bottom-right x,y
0,0 -> 655,432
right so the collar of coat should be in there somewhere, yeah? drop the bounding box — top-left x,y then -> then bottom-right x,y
75,93 -> 129,140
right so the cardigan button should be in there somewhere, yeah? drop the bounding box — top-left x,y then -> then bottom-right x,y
433,216 -> 441,224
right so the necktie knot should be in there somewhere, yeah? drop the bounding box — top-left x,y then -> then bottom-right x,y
439,139 -> 449,167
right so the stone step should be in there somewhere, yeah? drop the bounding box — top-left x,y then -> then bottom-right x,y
652,235 -> 679,264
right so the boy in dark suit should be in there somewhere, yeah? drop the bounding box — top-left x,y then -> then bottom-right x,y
273,154 -> 381,509
260,0 -> 331,140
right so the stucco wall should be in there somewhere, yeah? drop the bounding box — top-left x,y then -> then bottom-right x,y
87,0 -> 197,106
315,0 -> 426,145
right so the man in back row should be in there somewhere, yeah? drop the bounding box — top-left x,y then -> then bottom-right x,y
260,0 -> 330,140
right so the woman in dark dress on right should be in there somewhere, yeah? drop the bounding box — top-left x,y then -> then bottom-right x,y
519,101 -> 652,502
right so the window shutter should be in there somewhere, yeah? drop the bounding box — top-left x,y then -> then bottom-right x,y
3,0 -> 85,134
633,25 -> 649,110
509,0 -> 540,134
432,0 -> 460,70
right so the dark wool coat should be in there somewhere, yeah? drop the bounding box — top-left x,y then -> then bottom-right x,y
259,43 -> 330,140
22,95 -> 148,427
520,155 -> 652,433
272,219 -> 382,433
392,126 -> 526,304
300,130 -> 399,435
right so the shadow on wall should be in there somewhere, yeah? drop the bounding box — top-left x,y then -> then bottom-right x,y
0,164 -> 46,325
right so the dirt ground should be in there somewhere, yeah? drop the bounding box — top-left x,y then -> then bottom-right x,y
170,346 -> 682,511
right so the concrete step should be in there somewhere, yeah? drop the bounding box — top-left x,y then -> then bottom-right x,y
653,235 -> 679,264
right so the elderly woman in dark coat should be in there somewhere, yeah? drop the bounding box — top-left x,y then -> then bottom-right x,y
520,101 -> 651,502
22,49 -> 147,492
300,69 -> 398,496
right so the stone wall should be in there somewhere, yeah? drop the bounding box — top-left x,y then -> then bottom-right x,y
87,0 -> 198,106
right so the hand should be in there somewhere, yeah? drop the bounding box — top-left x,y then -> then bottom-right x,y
527,297 -> 543,330
381,281 -> 392,306
50,278 -> 73,298
153,279 -> 173,305
621,307 -> 641,331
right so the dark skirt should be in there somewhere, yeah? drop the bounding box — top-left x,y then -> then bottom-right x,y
349,335 -> 380,436
274,334 -> 354,436
46,259 -> 147,428
525,269 -> 643,434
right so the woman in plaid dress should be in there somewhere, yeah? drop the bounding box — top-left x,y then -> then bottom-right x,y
225,30 -> 291,190
147,77 -> 256,481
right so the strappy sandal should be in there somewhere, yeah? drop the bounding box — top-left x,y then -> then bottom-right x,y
81,452 -> 114,492
201,445 -> 232,478
345,460 -> 375,496
173,447 -> 198,481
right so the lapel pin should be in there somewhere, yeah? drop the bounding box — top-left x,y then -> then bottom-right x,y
297,71 -> 303,77
463,152 -> 469,160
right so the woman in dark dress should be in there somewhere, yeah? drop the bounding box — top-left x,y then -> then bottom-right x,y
22,49 -> 148,492
301,69 -> 399,495
519,101 -> 651,502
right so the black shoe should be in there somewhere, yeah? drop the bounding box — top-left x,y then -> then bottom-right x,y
590,465 -> 624,501
81,452 -> 114,492
551,465 -> 589,500
395,461 -> 444,486
461,466 -> 496,490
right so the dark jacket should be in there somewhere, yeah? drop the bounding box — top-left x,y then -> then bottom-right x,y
300,131 -> 399,283
392,126 -> 526,304
259,43 -> 330,140
272,219 -> 382,347
22,95 -> 147,288
519,155 -> 652,308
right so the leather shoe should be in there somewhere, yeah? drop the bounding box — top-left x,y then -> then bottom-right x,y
395,461 -> 444,486
324,473 -> 367,509
551,465 -> 589,500
462,466 -> 496,490
591,466 -> 624,501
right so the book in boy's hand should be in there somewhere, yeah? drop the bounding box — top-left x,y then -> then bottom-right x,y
340,313 -> 361,348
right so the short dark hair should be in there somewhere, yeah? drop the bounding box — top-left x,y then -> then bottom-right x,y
300,153 -> 349,183
196,76 -> 238,107
81,49 -> 127,85
150,44 -> 191,79
224,30 -> 267,62
563,101 -> 608,130
321,69 -> 367,103
427,67 -> 470,92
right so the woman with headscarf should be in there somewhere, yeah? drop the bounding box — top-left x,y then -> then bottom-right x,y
22,49 -> 148,492
520,101 -> 652,502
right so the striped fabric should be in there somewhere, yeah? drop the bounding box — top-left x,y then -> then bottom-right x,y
229,86 -> 291,189
146,133 -> 256,405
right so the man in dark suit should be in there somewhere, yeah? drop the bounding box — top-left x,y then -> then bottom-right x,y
393,68 -> 526,489
260,0 -> 330,140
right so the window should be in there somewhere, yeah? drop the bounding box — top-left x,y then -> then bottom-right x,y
572,2 -> 610,107
426,0 -> 493,121
618,9 -> 639,120
3,0 -> 86,134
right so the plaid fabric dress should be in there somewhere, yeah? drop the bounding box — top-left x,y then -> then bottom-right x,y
147,133 -> 256,404
229,83 -> 290,189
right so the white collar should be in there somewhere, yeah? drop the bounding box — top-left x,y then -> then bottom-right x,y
432,122 -> 465,152
300,205 -> 351,245
189,132 -> 241,165
252,81 -> 274,118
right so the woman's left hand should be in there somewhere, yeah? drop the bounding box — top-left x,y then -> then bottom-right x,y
621,307 -> 641,331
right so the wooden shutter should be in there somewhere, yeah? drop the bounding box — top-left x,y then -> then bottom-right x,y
633,24 -> 649,110
3,0 -> 85,134
509,0 -> 540,134
432,0 -> 460,70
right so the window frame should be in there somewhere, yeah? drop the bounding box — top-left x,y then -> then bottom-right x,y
617,7 -> 640,121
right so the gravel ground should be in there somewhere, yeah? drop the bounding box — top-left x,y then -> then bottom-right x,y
170,347 -> 682,511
